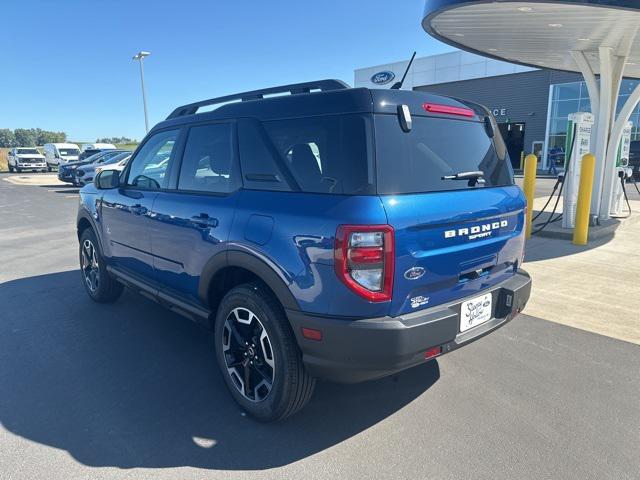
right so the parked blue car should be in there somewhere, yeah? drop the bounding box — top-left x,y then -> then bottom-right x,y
77,80 -> 531,421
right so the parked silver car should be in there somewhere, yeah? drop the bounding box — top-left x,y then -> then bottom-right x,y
75,152 -> 131,186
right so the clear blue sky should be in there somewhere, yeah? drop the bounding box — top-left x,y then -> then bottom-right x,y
0,0 -> 453,142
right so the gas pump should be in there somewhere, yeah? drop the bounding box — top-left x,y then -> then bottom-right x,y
610,121 -> 633,217
562,112 -> 594,229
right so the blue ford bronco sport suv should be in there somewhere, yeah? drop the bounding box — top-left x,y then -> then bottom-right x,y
77,80 -> 531,421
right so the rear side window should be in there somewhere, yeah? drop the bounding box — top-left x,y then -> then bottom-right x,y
375,115 -> 513,194
264,115 -> 374,195
178,123 -> 240,194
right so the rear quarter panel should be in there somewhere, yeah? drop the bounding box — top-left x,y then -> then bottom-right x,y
230,190 -> 390,317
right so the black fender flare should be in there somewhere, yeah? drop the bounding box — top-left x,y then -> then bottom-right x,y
76,208 -> 106,253
198,247 -> 300,312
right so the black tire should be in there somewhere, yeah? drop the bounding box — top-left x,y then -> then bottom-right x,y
79,228 -> 123,303
214,282 -> 315,421
47,165 -> 52,172
15,166 -> 21,173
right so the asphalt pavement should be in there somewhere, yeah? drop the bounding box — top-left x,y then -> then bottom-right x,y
0,174 -> 638,480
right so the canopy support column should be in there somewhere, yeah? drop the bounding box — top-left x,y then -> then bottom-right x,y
601,81 -> 640,216
598,53 -> 628,219
571,51 -> 599,120
591,47 -> 615,217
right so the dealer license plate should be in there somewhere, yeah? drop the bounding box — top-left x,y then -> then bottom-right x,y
460,293 -> 492,332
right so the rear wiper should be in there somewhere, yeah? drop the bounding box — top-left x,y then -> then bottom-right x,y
441,171 -> 485,186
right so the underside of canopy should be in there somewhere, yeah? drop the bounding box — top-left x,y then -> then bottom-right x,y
422,1 -> 640,79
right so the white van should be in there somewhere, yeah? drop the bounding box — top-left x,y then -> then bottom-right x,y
44,143 -> 81,170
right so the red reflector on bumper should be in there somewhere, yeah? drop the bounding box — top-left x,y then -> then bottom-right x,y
302,327 -> 323,341
424,346 -> 442,360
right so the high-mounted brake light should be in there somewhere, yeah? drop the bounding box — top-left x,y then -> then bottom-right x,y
335,225 -> 394,302
423,103 -> 475,118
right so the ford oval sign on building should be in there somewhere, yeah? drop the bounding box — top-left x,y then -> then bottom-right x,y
371,71 -> 395,85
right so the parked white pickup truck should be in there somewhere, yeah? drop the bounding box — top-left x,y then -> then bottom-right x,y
7,148 -> 47,173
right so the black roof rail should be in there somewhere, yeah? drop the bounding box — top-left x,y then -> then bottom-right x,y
166,79 -> 350,120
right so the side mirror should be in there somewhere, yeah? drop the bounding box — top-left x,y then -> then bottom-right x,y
94,169 -> 120,189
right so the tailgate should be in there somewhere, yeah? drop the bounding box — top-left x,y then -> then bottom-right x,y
381,186 -> 526,317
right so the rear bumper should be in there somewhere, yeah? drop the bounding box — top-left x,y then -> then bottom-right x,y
288,269 -> 531,383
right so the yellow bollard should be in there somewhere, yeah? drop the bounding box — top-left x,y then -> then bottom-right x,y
573,153 -> 596,246
523,154 -> 537,239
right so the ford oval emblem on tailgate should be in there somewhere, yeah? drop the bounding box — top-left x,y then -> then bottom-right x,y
404,267 -> 425,280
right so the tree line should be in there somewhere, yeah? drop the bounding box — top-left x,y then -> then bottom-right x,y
96,137 -> 137,144
0,128 -> 67,148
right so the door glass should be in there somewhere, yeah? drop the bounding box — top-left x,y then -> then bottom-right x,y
126,130 -> 179,190
178,124 -> 239,193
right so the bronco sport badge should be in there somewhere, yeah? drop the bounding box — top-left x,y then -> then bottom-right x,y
444,220 -> 508,241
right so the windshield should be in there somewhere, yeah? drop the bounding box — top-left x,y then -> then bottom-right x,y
17,149 -> 40,155
90,151 -> 122,164
82,151 -> 105,163
59,148 -> 79,156
102,152 -> 130,165
375,115 -> 513,194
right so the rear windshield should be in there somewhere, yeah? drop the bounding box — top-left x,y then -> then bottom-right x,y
375,114 -> 513,194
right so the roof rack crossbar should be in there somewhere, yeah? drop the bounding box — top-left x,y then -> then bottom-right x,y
167,79 -> 349,119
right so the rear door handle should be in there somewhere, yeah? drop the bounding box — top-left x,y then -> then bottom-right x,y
190,213 -> 219,228
130,204 -> 147,215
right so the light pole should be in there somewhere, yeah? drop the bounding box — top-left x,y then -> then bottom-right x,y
132,51 -> 151,133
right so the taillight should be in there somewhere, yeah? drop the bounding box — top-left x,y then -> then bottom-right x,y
334,225 -> 394,302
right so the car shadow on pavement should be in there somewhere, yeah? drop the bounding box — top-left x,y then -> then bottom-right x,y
37,184 -> 78,189
48,189 -> 80,194
0,270 -> 440,471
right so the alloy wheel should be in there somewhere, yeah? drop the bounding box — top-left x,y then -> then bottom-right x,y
222,307 -> 275,402
81,239 -> 100,293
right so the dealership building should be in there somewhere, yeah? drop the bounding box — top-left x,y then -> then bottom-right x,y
355,51 -> 640,171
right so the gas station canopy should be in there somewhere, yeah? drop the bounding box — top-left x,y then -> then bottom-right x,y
422,0 -> 640,221
422,0 -> 640,78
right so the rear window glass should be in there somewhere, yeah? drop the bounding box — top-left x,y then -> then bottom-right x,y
262,115 -> 375,195
375,115 -> 513,194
